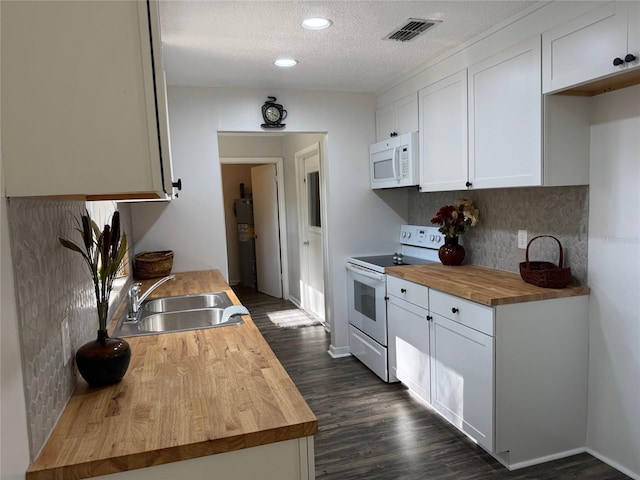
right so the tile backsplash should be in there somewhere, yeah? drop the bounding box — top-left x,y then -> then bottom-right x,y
409,185 -> 589,285
7,198 -> 132,459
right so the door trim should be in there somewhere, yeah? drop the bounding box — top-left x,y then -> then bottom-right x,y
220,157 -> 289,300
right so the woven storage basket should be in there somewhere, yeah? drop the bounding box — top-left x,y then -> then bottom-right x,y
519,235 -> 571,288
134,251 -> 174,279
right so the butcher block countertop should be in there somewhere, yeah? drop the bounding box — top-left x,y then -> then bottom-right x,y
385,264 -> 589,306
26,270 -> 318,480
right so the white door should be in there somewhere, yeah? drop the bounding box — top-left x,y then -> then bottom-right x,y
297,144 -> 324,320
251,164 -> 282,298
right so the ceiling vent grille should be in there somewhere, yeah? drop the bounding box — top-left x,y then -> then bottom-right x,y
384,18 -> 441,42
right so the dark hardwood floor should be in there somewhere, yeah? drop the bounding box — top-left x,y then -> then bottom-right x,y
232,286 -> 630,480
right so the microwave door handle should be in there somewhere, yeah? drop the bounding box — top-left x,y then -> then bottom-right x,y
391,147 -> 399,181
346,263 -> 385,281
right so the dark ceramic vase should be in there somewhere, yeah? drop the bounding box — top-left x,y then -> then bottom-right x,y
75,329 -> 131,387
439,236 -> 466,266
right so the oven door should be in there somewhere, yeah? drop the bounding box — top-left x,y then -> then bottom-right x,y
346,262 -> 387,346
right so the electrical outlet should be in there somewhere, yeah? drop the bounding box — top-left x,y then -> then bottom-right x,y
60,318 -> 71,366
518,230 -> 528,249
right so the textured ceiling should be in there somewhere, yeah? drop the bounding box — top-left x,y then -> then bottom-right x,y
159,1 -> 540,93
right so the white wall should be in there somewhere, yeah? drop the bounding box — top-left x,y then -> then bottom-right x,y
587,84 -> 640,479
131,87 -> 407,353
1,3 -> 31,472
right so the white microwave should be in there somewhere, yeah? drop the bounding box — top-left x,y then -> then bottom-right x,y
369,132 -> 419,189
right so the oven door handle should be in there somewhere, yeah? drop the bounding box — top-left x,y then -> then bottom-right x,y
346,262 -> 385,281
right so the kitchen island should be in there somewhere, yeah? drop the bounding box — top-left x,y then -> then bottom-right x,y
26,270 -> 317,480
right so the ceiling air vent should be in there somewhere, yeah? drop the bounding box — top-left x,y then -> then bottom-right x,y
384,18 -> 441,42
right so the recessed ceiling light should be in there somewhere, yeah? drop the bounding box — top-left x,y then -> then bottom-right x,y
302,17 -> 332,30
274,58 -> 298,68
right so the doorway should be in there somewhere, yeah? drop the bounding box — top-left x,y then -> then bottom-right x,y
220,156 -> 288,300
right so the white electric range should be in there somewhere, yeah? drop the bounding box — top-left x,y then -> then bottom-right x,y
345,225 -> 443,382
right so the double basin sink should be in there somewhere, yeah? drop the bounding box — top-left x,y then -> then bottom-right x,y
112,291 -> 249,338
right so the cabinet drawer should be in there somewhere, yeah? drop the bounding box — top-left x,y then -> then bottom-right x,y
387,275 -> 429,309
429,289 -> 494,336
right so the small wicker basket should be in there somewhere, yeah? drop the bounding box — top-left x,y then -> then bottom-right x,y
519,235 -> 571,289
134,250 -> 174,279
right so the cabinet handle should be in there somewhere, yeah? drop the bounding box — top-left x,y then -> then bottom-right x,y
390,132 -> 398,138
451,307 -> 459,314
465,181 -> 472,188
400,288 -> 407,293
625,54 -> 637,63
613,57 -> 624,66
426,315 -> 433,322
172,178 -> 183,191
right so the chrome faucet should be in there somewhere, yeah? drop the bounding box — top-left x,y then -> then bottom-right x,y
128,274 -> 176,319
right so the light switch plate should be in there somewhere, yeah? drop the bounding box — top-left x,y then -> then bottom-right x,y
518,230 -> 528,249
60,317 -> 71,366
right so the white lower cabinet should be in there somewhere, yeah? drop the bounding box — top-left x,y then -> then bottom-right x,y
98,437 -> 315,480
387,295 -> 430,400
387,275 -> 589,470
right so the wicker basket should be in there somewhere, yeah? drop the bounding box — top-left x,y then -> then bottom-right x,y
134,251 -> 174,279
519,235 -> 571,288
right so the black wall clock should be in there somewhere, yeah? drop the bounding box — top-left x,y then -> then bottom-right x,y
261,96 -> 287,129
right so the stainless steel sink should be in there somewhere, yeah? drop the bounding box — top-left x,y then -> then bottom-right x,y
112,292 -> 248,337
137,308 -> 243,333
142,292 -> 234,313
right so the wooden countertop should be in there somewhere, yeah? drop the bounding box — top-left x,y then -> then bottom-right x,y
385,264 -> 590,306
26,270 -> 318,480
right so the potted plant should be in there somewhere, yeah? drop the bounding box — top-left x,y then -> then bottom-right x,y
59,209 -> 131,386
430,199 -> 479,266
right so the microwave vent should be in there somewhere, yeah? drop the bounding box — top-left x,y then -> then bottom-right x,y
384,18 -> 441,42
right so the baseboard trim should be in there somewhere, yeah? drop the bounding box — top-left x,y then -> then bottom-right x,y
288,296 -> 301,309
586,448 -> 640,480
328,345 -> 351,358
503,448 -> 586,470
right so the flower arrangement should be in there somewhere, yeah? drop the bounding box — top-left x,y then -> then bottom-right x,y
430,198 -> 479,238
59,210 -> 128,332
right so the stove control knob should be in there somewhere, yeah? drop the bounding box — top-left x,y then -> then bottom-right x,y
406,232 -> 411,238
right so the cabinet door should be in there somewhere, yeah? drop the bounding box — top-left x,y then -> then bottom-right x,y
395,94 -> 419,137
2,1 -> 172,199
418,70 -> 468,192
387,296 -> 430,401
468,37 -> 542,189
375,93 -> 418,141
542,2 -> 629,94
375,106 -> 396,142
430,314 -> 494,451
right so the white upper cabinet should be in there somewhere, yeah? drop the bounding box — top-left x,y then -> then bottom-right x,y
419,70 -> 468,192
375,93 -> 418,142
468,37 -> 542,190
542,2 -> 640,94
1,1 -> 176,200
